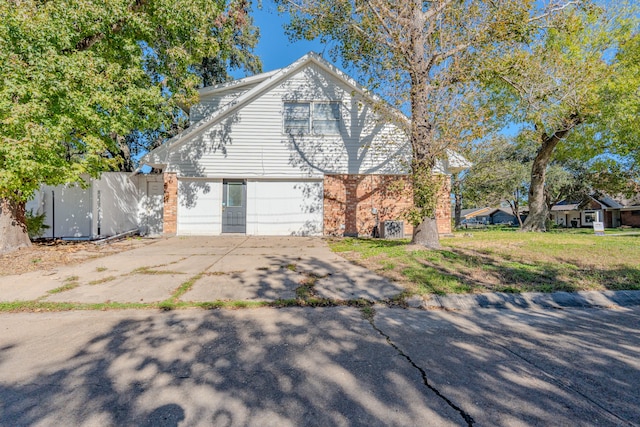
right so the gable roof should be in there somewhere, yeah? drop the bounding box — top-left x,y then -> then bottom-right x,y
597,195 -> 623,209
140,52 -> 470,173
551,195 -> 626,211
461,207 -> 493,218
489,207 -> 517,217
142,52 -> 399,169
197,69 -> 282,98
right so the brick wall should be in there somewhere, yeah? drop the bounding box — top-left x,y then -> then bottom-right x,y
435,176 -> 452,235
323,174 -> 452,237
163,172 -> 178,235
621,211 -> 640,227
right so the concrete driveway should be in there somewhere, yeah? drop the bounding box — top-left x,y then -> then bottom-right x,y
0,236 -> 404,304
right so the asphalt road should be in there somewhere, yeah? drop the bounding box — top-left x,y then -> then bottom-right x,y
1,306 -> 638,426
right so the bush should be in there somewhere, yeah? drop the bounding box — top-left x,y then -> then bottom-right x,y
26,211 -> 49,239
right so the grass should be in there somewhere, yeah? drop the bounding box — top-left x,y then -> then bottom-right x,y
88,276 -> 117,285
328,229 -> 640,296
47,282 -> 80,294
0,301 -> 152,312
285,263 -> 297,272
131,266 -> 185,275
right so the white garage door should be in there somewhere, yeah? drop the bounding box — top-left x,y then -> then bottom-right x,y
177,179 -> 323,236
177,179 -> 222,235
246,180 -> 323,236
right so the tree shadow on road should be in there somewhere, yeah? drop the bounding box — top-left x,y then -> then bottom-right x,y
0,308 -> 461,426
2,304 -> 639,426
374,306 -> 640,426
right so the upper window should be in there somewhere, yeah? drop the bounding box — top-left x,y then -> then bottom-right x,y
284,101 -> 340,135
284,102 -> 310,134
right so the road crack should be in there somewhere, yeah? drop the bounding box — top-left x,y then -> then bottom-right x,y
363,309 -> 475,426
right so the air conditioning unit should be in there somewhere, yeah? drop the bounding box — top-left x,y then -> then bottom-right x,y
381,220 -> 404,239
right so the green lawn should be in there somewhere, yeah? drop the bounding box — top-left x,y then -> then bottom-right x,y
328,228 -> 640,295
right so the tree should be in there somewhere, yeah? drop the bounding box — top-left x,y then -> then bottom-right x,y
0,0 -> 260,253
598,34 -> 640,163
463,134 -> 636,229
115,12 -> 262,172
276,0 -> 581,247
573,33 -> 640,172
462,137 -> 531,227
482,1 -> 637,231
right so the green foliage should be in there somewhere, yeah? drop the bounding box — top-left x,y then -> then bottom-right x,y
25,211 -> 49,239
590,33 -> 640,166
463,136 -> 530,209
0,0 -> 260,201
276,1 -> 539,241
405,169 -> 439,226
476,2 -> 638,230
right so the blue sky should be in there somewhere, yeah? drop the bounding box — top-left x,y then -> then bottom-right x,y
240,1 -> 335,74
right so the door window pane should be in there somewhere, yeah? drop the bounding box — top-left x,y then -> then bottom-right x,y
227,182 -> 243,207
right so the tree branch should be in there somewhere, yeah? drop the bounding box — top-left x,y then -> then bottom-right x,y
363,1 -> 410,59
529,1 -> 582,23
498,74 -> 529,99
64,0 -> 147,52
71,20 -> 126,52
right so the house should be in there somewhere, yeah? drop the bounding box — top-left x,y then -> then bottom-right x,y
489,207 -> 521,225
550,195 -> 635,228
460,207 -> 493,224
459,207 -> 523,227
141,52 -> 468,238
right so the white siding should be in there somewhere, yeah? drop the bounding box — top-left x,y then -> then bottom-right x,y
190,86 -> 255,124
177,179 -> 222,235
168,63 -> 410,179
246,180 -> 323,236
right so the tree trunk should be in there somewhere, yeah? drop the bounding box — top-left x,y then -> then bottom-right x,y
0,198 -> 31,254
521,140 -> 555,231
521,120 -> 577,232
412,216 -> 441,249
407,13 -> 440,248
110,133 -> 134,172
510,190 -> 523,228
452,173 -> 462,228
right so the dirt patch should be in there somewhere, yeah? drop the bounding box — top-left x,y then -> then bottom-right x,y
0,238 -> 157,276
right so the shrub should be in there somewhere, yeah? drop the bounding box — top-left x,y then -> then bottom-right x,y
26,211 -> 49,239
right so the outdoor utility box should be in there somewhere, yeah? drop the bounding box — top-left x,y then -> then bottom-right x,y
381,220 -> 404,239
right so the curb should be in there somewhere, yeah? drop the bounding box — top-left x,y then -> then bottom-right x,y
408,290 -> 640,311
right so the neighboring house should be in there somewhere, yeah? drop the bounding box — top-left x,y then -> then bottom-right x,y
460,208 -> 492,224
550,195 -> 628,228
141,53 -> 469,238
460,207 -> 523,226
489,208 -> 521,225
